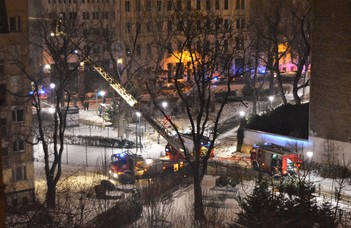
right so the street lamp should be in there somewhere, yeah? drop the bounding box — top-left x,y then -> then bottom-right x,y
162,101 -> 168,111
306,151 -> 313,181
269,96 -> 274,109
239,111 -> 245,118
136,112 -> 141,153
99,91 -> 106,103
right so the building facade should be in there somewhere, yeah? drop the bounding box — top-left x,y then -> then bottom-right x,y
0,0 -> 35,209
309,0 -> 351,161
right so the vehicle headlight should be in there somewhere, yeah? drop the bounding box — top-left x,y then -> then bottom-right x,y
113,173 -> 118,178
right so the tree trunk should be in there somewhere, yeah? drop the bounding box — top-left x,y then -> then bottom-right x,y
117,112 -> 126,138
46,181 -> 56,208
193,167 -> 205,222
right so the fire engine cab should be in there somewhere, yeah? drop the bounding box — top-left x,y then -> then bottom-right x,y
250,143 -> 302,176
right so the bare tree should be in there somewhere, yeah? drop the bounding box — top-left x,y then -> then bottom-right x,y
289,0 -> 311,104
9,7 -> 94,208
144,10 -> 245,222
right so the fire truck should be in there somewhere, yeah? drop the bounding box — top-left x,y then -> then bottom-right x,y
109,150 -> 187,181
250,143 -> 302,176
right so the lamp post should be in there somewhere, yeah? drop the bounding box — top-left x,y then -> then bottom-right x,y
268,96 -> 274,109
306,151 -> 313,181
237,111 -> 246,152
136,112 -> 141,153
49,83 -> 56,104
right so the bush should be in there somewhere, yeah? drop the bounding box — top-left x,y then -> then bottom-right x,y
230,174 -> 339,228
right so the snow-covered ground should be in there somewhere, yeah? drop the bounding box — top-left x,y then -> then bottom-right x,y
33,96 -> 351,226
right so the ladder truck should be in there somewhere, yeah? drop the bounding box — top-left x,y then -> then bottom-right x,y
80,54 -> 185,159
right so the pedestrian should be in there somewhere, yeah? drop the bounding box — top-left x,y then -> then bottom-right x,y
86,101 -> 89,111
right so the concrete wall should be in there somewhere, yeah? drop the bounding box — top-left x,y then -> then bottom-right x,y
244,129 -> 351,164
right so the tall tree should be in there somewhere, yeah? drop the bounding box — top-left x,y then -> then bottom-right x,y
144,10 -> 245,222
9,8 -> 93,208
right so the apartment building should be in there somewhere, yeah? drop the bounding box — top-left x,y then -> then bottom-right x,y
0,0 -> 35,209
39,0 -> 250,91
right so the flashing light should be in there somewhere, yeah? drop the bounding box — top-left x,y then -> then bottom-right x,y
39,89 -> 46,95
29,91 -> 34,95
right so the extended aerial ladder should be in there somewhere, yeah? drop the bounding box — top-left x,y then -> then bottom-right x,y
50,17 -> 184,157
87,57 -> 184,157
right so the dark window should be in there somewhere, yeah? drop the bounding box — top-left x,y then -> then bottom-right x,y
204,40 -> 211,53
196,0 -> 201,10
167,42 -> 173,53
177,20 -> 182,31
126,22 -> 131,33
125,1 -> 130,11
236,36 -> 244,50
224,0 -> 228,10
0,84 -> 6,106
136,0 -> 141,11
157,0 -> 162,11
146,43 -> 152,56
215,0 -> 220,10
13,166 -> 27,182
146,21 -> 152,32
12,109 -> 24,122
126,46 -> 131,56
206,0 -> 211,10
167,20 -> 172,32
236,0 -> 244,9
136,22 -> 141,33
236,18 -> 245,29
13,139 -> 25,152
167,0 -> 172,11
9,17 -> 19,32
136,44 -> 141,56
176,0 -> 182,11
186,0 -> 191,10
0,118 -> 6,137
146,0 -> 152,11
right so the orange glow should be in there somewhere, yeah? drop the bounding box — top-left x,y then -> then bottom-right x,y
163,51 -> 200,69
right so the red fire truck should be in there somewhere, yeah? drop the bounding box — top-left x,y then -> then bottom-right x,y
250,143 -> 302,176
109,150 -> 187,181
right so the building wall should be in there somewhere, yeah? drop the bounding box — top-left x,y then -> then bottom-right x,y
309,0 -> 351,142
0,0 -> 35,208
